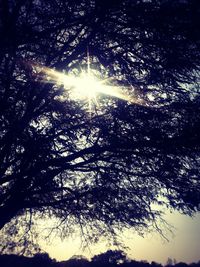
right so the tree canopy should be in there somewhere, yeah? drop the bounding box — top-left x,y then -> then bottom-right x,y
0,0 -> 200,249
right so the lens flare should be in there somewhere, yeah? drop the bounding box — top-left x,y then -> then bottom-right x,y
34,65 -> 135,100
30,51 -> 143,112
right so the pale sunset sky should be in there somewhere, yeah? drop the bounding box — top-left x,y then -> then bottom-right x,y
41,211 -> 200,264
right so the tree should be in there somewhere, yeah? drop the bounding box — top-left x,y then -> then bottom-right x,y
0,253 -> 55,267
151,261 -> 162,267
166,258 -> 174,266
64,255 -> 89,267
0,0 -> 200,248
91,250 -> 127,265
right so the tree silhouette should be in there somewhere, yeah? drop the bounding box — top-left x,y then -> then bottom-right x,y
0,253 -> 55,267
1,250 -> 200,267
0,0 -> 200,247
91,250 -> 127,266
166,258 -> 174,267
63,255 -> 89,267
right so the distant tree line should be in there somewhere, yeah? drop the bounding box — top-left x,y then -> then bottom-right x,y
0,250 -> 200,267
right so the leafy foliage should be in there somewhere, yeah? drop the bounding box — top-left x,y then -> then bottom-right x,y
92,250 -> 127,265
0,0 -> 200,249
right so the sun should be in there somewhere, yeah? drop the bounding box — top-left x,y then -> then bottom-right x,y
31,53 -> 143,112
34,64 -> 133,101
63,71 -> 100,100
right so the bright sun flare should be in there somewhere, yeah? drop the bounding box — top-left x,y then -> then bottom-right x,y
35,66 -> 133,103
31,52 -> 141,112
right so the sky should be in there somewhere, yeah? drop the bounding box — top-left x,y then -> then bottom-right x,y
40,211 -> 200,264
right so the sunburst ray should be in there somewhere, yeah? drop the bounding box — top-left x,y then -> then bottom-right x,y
30,53 -> 144,111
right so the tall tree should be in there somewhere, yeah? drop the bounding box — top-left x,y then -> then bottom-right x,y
0,0 -> 200,247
